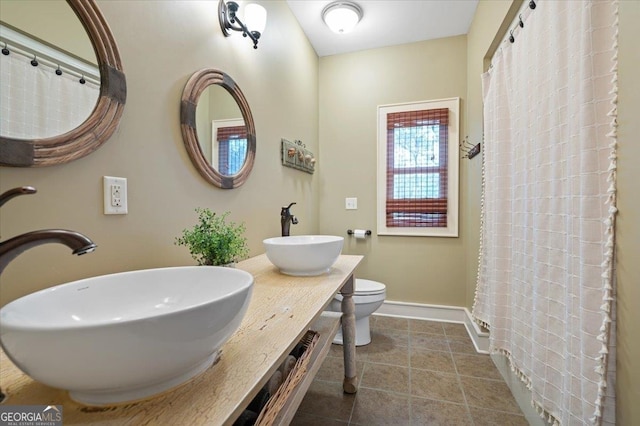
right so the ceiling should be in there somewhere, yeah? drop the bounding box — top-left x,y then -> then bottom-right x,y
286,0 -> 479,57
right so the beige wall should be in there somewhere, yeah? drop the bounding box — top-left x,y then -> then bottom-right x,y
0,0 -> 95,63
195,86 -> 244,165
318,36 -> 468,306
0,0 -> 320,305
615,1 -> 640,423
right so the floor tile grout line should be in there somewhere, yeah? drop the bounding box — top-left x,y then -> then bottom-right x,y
312,376 -> 487,407
294,318 -> 526,425
450,343 -> 476,426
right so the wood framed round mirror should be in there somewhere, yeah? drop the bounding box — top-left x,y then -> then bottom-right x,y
180,69 -> 256,189
0,0 -> 126,167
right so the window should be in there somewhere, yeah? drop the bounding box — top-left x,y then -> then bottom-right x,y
377,98 -> 459,237
212,119 -> 247,175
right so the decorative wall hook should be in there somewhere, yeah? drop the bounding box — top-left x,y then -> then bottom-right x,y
281,139 -> 316,174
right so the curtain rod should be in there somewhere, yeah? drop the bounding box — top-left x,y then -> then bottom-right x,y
488,0 -> 538,70
0,23 -> 99,83
1,42 -> 100,86
508,0 -> 537,44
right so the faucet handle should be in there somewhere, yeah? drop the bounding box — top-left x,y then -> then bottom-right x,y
281,202 -> 296,217
291,216 -> 299,225
0,186 -> 37,208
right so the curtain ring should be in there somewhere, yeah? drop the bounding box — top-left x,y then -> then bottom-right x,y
529,0 -> 536,9
519,14 -> 524,28
509,29 -> 515,44
30,55 -> 38,67
1,42 -> 9,56
55,65 -> 63,76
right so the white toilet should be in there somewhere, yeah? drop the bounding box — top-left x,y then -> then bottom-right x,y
330,279 -> 386,346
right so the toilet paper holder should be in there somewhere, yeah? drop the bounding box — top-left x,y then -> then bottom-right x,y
347,229 -> 371,236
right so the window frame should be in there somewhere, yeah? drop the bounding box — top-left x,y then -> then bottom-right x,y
377,97 -> 460,237
211,118 -> 246,175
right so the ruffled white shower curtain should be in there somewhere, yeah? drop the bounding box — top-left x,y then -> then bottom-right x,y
473,0 -> 617,424
0,50 -> 99,139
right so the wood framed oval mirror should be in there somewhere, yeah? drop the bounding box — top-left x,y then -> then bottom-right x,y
180,69 -> 256,189
0,0 -> 126,167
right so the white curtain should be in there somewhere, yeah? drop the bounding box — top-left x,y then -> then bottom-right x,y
473,0 -> 618,424
0,50 -> 99,139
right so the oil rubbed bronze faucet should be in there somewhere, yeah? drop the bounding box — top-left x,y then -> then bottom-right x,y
0,186 -> 37,207
0,186 -> 97,275
281,202 -> 298,237
0,186 -> 98,402
0,229 -> 97,275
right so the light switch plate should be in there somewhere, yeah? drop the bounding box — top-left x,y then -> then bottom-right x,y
345,197 -> 358,210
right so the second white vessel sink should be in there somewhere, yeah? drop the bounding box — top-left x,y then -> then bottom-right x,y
0,266 -> 254,406
263,235 -> 344,276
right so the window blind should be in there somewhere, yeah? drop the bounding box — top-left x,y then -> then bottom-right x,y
385,108 -> 449,227
216,125 -> 247,175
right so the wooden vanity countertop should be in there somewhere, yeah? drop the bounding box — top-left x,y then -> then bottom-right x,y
0,254 -> 363,425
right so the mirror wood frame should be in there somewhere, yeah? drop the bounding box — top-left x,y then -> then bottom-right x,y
180,69 -> 256,189
0,0 -> 126,167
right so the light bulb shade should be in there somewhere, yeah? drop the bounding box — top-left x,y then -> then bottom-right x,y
322,2 -> 362,34
244,3 -> 267,35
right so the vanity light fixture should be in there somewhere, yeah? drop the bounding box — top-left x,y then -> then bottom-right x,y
322,1 -> 362,34
218,0 -> 267,49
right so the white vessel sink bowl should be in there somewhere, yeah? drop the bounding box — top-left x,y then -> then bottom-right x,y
0,266 -> 253,406
263,235 -> 344,276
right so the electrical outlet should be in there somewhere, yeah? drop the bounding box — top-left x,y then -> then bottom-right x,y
111,184 -> 122,207
345,197 -> 358,210
103,176 -> 128,214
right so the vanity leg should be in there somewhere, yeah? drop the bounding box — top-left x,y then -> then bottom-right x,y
340,274 -> 358,394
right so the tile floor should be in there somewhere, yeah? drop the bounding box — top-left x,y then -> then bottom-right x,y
291,315 -> 528,425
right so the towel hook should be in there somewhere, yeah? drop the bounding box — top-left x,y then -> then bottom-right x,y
460,136 -> 481,160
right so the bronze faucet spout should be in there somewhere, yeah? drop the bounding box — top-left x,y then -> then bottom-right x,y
0,186 -> 37,208
0,229 -> 97,276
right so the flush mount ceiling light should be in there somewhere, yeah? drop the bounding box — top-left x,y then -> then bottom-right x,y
322,1 -> 363,34
218,0 -> 267,49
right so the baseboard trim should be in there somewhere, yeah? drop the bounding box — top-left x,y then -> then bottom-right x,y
376,300 -> 489,354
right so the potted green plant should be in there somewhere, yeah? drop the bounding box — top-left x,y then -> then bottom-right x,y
175,208 -> 249,266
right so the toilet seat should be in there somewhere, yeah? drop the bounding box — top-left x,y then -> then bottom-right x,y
334,279 -> 386,301
354,279 -> 385,295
